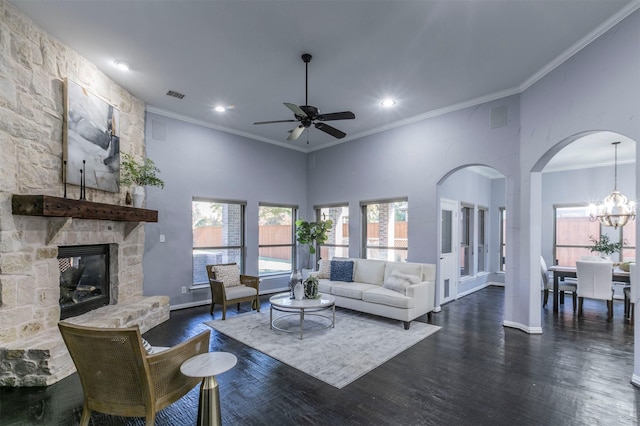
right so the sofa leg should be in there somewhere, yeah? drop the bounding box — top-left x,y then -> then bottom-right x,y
403,321 -> 411,330
427,312 -> 432,321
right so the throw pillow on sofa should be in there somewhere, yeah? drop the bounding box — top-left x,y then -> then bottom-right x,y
330,260 -> 354,282
383,271 -> 420,294
317,259 -> 331,279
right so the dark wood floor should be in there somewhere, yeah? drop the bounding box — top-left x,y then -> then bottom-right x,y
2,286 -> 639,425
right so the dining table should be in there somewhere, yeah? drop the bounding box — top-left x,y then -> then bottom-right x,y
547,265 -> 630,313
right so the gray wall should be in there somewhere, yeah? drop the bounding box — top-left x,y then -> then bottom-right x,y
518,9 -> 640,332
140,9 -> 640,341
143,113 -> 308,308
306,95 -> 522,266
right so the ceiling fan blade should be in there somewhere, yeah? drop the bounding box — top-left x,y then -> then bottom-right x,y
316,111 -> 355,121
253,119 -> 297,125
315,122 -> 346,139
287,125 -> 305,141
284,102 -> 308,118
299,105 -> 319,119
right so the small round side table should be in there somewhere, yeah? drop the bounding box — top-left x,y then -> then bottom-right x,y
180,352 -> 237,426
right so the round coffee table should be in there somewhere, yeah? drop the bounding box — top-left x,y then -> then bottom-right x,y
269,292 -> 335,340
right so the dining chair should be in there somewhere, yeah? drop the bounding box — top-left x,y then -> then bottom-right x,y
581,256 -> 608,261
624,263 -> 636,325
575,260 -> 614,320
541,256 -> 576,311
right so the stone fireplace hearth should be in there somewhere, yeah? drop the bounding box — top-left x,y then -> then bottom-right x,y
0,208 -> 169,387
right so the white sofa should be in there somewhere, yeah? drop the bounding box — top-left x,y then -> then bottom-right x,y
309,258 -> 436,329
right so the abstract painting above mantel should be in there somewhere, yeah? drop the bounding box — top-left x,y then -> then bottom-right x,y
64,79 -> 120,193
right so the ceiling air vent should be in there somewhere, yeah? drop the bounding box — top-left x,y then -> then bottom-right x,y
166,90 -> 185,99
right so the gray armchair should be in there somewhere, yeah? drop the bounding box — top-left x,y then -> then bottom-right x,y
206,263 -> 260,319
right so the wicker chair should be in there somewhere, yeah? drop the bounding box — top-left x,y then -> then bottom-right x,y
58,322 -> 210,426
207,263 -> 260,319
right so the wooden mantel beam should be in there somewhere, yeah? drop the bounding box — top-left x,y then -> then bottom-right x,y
12,195 -> 158,223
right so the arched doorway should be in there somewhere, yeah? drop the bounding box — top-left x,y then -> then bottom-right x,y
530,130 -> 638,382
436,164 -> 506,309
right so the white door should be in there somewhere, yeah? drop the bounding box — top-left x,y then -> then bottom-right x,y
439,199 -> 459,304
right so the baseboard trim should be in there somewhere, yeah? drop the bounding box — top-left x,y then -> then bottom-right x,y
170,300 -> 210,311
457,282 -> 491,298
631,374 -> 640,388
503,320 -> 543,334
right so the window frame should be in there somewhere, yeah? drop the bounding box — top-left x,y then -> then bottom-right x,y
191,198 -> 246,286
258,203 -> 297,277
553,204 -> 603,266
315,204 -> 350,263
460,204 -> 473,277
477,206 -> 488,273
361,197 -> 409,262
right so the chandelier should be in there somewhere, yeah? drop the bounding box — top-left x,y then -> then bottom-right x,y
589,141 -> 636,229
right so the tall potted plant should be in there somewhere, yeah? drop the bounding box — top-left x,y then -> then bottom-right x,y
120,153 -> 165,208
295,218 -> 333,270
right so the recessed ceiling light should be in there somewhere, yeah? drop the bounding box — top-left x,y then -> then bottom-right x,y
214,106 -> 226,112
380,98 -> 396,108
114,60 -> 130,71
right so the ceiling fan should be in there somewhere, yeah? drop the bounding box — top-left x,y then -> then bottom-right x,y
253,53 -> 355,142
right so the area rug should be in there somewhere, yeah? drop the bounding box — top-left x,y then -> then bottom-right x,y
205,308 -> 440,389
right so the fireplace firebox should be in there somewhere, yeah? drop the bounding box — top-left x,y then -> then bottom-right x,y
58,244 -> 110,319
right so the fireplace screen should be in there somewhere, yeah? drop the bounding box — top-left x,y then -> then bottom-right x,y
58,244 -> 110,319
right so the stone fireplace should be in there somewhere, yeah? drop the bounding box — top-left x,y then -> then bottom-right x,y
0,3 -> 169,387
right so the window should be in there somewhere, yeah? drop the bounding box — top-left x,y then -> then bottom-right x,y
362,199 -> 408,262
316,205 -> 349,262
258,204 -> 296,276
477,207 -> 487,273
192,199 -> 245,285
622,220 -> 636,261
460,205 -> 472,277
554,205 -> 600,266
499,208 -> 506,272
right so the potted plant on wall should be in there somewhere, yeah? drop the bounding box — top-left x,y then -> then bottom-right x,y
295,218 -> 333,271
120,153 -> 165,208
